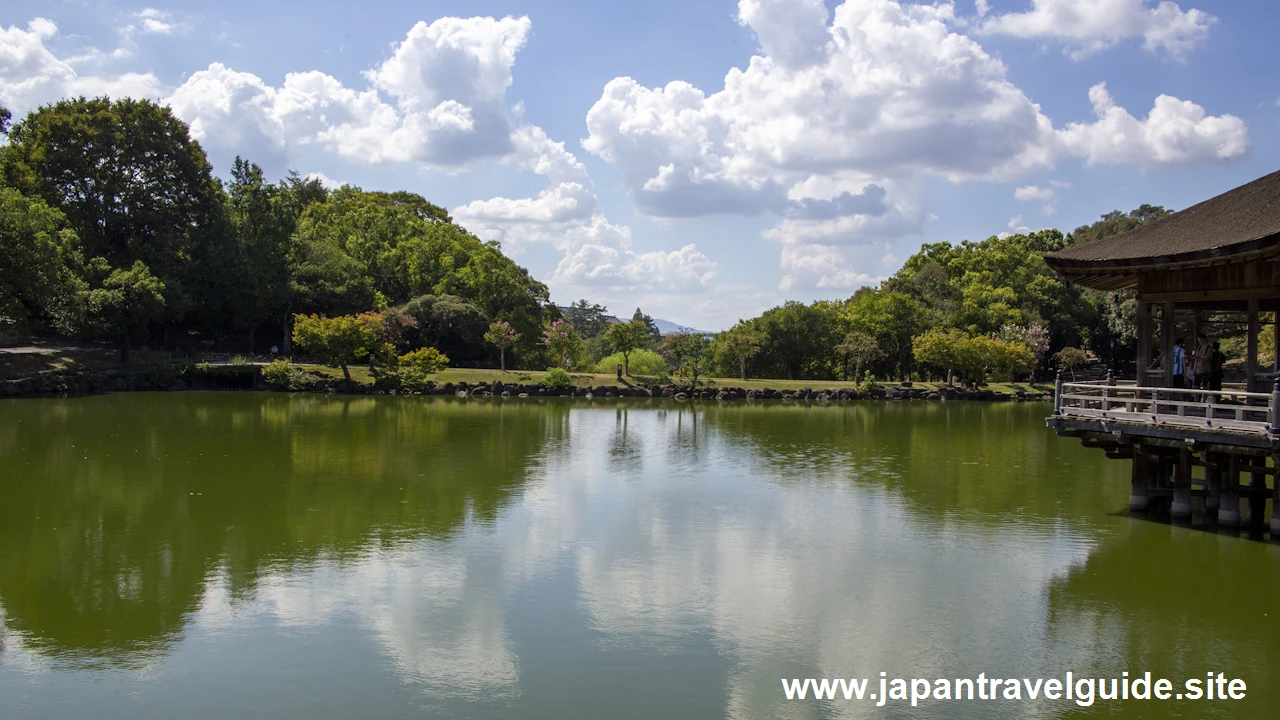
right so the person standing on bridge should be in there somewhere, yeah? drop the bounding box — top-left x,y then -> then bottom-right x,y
1192,334 -> 1213,391
1210,341 -> 1225,391
1167,338 -> 1187,389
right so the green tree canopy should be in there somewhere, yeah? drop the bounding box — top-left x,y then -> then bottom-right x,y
0,188 -> 84,337
713,322 -> 764,380
663,329 -> 712,385
754,301 -> 839,380
603,319 -> 651,376
84,259 -> 167,362
542,319 -> 583,369
0,97 -> 221,290
291,313 -> 383,382
565,299 -> 610,338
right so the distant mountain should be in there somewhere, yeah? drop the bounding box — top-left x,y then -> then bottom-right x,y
653,318 -> 712,335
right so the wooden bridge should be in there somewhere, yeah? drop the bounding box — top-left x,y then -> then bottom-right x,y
1042,170 -> 1280,537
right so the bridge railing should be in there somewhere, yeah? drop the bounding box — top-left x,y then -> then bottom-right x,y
1053,377 -> 1280,436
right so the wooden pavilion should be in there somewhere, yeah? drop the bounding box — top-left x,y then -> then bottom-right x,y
1043,169 -> 1280,535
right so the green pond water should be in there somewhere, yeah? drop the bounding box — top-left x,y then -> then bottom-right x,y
0,393 -> 1277,719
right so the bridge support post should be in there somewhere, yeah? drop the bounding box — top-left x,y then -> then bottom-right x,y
1129,447 -> 1150,511
1171,448 -> 1193,519
1272,455 -> 1280,536
1205,452 -> 1221,513
1218,455 -> 1241,527
1247,470 -> 1267,531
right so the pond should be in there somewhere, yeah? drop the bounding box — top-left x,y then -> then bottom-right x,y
0,393 -> 1276,719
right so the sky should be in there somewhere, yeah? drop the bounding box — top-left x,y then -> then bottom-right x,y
1,0 -> 1277,330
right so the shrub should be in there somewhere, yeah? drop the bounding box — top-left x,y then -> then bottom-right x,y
399,347 -> 449,373
593,349 -> 668,376
230,355 -> 251,367
263,359 -> 311,391
541,367 -> 574,389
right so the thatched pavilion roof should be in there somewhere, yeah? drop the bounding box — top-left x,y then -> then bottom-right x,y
1045,170 -> 1280,290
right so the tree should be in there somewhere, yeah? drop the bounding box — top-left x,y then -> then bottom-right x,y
632,308 -> 660,340
565,299 -> 610,338
84,259 -> 167,362
542,319 -> 583,369
714,323 -> 764,380
0,97 -> 221,289
0,188 -> 83,338
603,319 -> 650,376
844,290 -> 925,381
663,329 -> 712,385
485,321 -> 520,372
913,328 -> 968,384
400,294 -> 489,364
963,335 -> 1034,382
0,104 -> 10,135
755,301 -> 838,380
223,157 -> 296,349
291,313 -> 383,382
1054,347 -> 1090,380
836,331 -> 883,383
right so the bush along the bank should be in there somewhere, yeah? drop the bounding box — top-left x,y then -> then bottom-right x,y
263,359 -> 311,390
541,367 -> 574,389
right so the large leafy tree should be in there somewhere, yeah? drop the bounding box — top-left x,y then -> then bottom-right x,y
399,294 -> 489,365
292,187 -> 550,360
843,289 -> 925,381
0,188 -> 84,338
835,331 -> 882,383
603,319 -> 650,376
663,329 -> 712,385
291,313 -> 383,382
222,157 -> 295,349
565,299 -> 610,338
0,97 -> 222,293
632,308 -> 660,340
542,319 -> 583,369
84,259 -> 167,362
753,301 -> 839,380
713,322 -> 764,380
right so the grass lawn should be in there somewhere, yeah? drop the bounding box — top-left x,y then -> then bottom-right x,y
303,364 -> 1053,395
0,344 -> 1053,396
0,341 -> 172,381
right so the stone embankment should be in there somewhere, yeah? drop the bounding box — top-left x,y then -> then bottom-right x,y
0,367 -> 1051,402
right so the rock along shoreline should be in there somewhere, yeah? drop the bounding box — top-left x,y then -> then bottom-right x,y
0,366 -> 1052,402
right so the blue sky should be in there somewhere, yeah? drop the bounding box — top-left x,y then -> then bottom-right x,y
2,0 -> 1277,329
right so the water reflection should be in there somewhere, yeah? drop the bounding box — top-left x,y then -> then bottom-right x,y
1,397 -> 1277,719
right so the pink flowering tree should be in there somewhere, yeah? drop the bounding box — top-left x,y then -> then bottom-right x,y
485,320 -> 520,372
542,319 -> 582,369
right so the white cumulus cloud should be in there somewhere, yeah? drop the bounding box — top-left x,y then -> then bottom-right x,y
454,126 -> 719,296
1058,82 -> 1249,167
135,9 -> 175,35
164,16 -> 531,175
981,0 -> 1215,61
580,0 -> 1247,291
0,18 -> 162,112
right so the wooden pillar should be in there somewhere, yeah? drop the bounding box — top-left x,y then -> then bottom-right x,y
1162,302 -> 1176,388
1130,445 -> 1150,510
1272,454 -> 1280,536
1247,469 -> 1267,531
1205,452 -> 1222,513
1247,299 -> 1259,392
1172,448 -> 1193,519
1136,299 -> 1151,387
1274,311 -> 1280,373
1219,455 -> 1241,527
